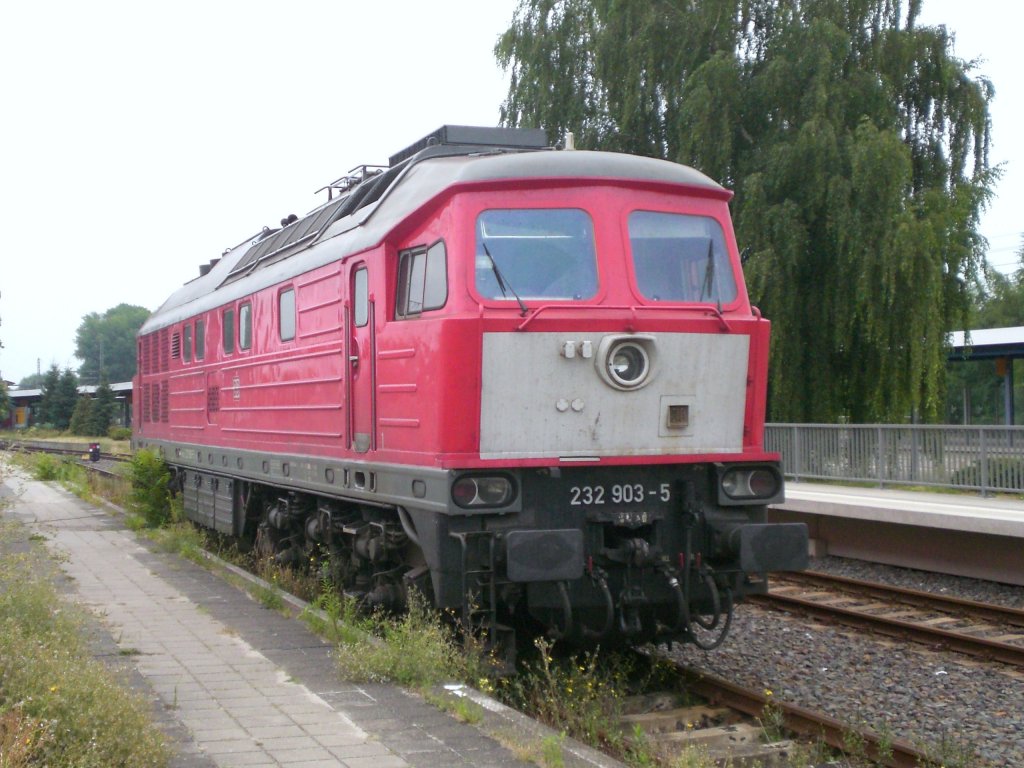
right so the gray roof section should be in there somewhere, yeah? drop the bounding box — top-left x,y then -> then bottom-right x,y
949,326 -> 1024,349
949,326 -> 1024,360
141,149 -> 726,335
8,382 -> 133,401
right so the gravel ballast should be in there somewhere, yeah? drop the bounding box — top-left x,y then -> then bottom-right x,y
667,557 -> 1024,767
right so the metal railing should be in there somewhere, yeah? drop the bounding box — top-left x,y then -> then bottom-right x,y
765,424 -> 1024,495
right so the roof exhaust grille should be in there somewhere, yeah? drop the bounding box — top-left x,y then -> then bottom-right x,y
388,125 -> 548,167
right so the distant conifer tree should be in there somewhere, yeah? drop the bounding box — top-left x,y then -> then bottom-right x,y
70,395 -> 94,436
90,371 -> 115,436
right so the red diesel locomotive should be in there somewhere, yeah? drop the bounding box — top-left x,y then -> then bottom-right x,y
134,126 -> 807,651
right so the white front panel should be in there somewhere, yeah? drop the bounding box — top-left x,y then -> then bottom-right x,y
480,332 -> 749,459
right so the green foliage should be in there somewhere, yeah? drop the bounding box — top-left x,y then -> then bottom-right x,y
254,584 -> 285,611
56,368 -> 80,430
333,591 -> 493,689
39,366 -> 80,430
0,380 -> 8,422
497,0 -> 996,422
0,539 -> 169,767
127,449 -> 172,527
758,690 -> 787,742
75,304 -> 150,384
31,453 -> 63,481
914,731 -> 979,768
498,639 -> 631,754
539,733 -> 566,768
423,689 -> 485,725
949,456 -> 1024,490
69,395 -> 94,436
143,517 -> 208,561
38,365 -> 61,428
19,453 -> 96,501
16,372 -> 46,390
947,242 -> 1024,425
976,246 -> 1024,329
90,371 -> 116,436
108,425 -> 132,441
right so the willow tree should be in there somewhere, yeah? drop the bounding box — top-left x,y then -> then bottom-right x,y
496,0 -> 995,422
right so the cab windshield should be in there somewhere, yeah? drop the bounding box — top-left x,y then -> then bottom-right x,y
475,209 -> 598,300
628,211 -> 737,304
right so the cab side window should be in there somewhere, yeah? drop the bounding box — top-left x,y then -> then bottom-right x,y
354,268 -> 368,327
396,240 -> 447,318
239,303 -> 252,350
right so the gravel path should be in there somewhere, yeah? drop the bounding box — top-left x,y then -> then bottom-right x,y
667,557 -> 1024,767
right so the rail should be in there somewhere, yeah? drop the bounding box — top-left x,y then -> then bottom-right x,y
765,423 -> 1024,495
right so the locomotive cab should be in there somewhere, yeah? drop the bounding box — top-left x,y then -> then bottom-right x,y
417,168 -> 809,647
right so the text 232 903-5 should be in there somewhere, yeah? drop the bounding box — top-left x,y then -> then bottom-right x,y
569,483 -> 671,506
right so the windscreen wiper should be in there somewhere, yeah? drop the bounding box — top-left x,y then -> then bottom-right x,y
482,242 -> 528,316
701,238 -> 722,314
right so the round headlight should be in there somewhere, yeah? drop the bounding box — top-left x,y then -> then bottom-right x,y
721,470 -> 745,498
451,475 -> 515,508
721,467 -> 780,500
747,469 -> 779,498
607,341 -> 650,388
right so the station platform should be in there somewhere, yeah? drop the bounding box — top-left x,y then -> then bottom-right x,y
769,481 -> 1024,586
0,471 -> 620,768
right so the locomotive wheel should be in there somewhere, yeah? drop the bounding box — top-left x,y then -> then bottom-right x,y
253,522 -> 286,560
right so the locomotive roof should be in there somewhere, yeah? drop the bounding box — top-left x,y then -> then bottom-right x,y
141,149 -> 726,335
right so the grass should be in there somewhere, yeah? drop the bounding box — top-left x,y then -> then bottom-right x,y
423,689 -> 485,725
0,520 -> 169,768
332,590 -> 497,689
499,638 -> 630,752
757,689 -> 786,742
0,429 -> 132,456
9,450 -> 133,509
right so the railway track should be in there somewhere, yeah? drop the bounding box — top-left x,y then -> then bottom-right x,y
620,657 -> 935,767
754,570 -> 1024,667
0,438 -> 128,465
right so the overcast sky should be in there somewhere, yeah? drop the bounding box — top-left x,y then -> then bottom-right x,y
2,0 -> 1020,384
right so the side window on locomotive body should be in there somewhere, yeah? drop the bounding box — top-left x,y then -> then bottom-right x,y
627,211 -> 738,305
195,319 -> 205,360
239,302 -> 253,350
222,308 -> 235,354
475,209 -> 597,301
279,288 -> 296,342
183,324 -> 192,362
354,267 -> 368,327
396,241 -> 448,318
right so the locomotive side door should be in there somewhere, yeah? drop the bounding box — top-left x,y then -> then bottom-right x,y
348,263 -> 375,452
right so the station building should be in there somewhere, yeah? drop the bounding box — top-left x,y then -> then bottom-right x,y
3,382 -> 133,430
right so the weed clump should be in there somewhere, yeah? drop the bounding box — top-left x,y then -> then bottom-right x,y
500,639 -> 632,753
127,449 -> 172,527
333,591 -> 494,690
26,454 -> 91,499
30,452 -> 62,481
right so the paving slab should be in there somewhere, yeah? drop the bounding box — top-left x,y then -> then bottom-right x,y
0,470 -> 544,768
